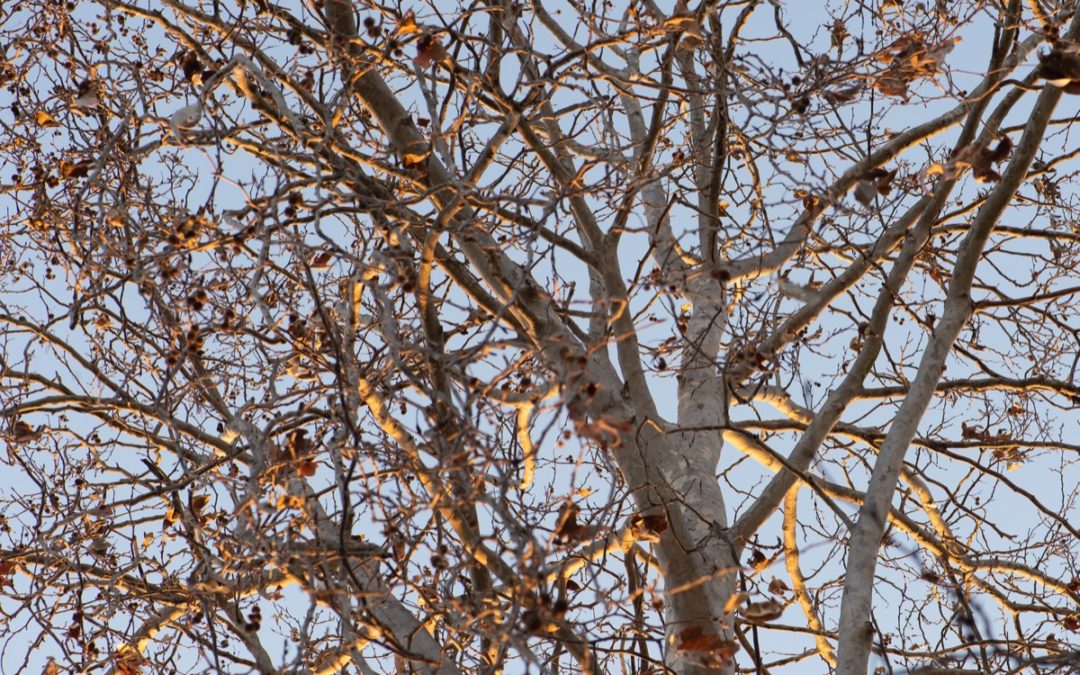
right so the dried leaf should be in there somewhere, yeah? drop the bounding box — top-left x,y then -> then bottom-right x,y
741,598 -> 784,623
747,548 -> 769,574
831,19 -> 848,51
555,503 -> 596,545
286,429 -> 310,459
676,626 -> 740,660
34,110 -> 59,128
310,251 -> 334,269
414,35 -> 447,68
629,512 -> 668,543
114,651 -> 145,675
11,420 -> 42,443
723,591 -> 749,614
639,513 -> 668,535
59,159 -> 93,179
396,10 -> 420,36
191,494 -> 210,515
768,577 -> 791,596
181,51 -> 203,86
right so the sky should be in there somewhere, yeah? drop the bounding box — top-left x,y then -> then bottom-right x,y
1,0 -> 1079,673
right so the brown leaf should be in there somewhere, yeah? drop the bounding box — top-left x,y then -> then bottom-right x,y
987,136 -> 1012,164
11,420 -> 42,444
114,652 -> 144,675
286,429 -> 310,460
741,598 -> 784,623
723,591 -> 749,614
555,503 -> 595,545
35,110 -> 59,128
191,494 -> 210,515
747,548 -> 769,574
676,626 -> 740,660
297,459 -> 317,477
59,159 -> 93,179
874,72 -> 911,99
181,51 -> 202,86
638,513 -> 668,535
768,577 -> 791,596
830,19 -> 848,52
629,512 -> 666,543
870,167 -> 898,196
310,251 -> 334,269
414,35 -> 447,68
396,10 -> 420,36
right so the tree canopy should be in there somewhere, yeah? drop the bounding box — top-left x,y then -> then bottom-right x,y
1,0 -> 1079,673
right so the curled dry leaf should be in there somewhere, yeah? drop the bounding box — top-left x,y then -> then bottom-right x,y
831,19 -> 848,51
675,626 -> 740,666
181,51 -> 203,86
11,420 -> 43,444
746,548 -> 769,574
34,110 -> 59,128
874,35 -> 959,99
191,494 -> 210,515
396,10 -> 420,36
768,577 -> 791,596
555,502 -> 597,545
926,136 -> 1011,184
741,598 -> 784,623
0,560 -> 16,586
629,512 -> 668,542
414,34 -> 447,68
723,591 -> 749,615
310,251 -> 334,269
59,159 -> 93,180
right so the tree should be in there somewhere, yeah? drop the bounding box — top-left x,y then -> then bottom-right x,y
1,0 -> 1079,672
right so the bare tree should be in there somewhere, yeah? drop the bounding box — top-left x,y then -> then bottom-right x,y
1,0 -> 1079,673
